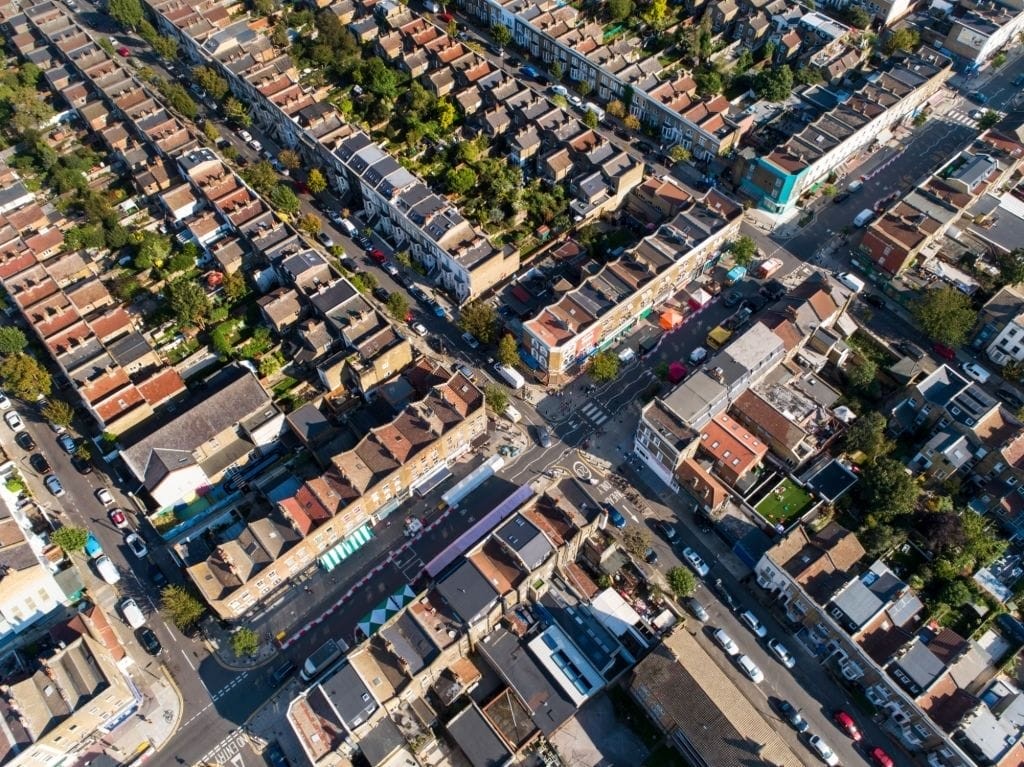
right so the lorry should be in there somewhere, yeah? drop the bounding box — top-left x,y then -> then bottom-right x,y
494,363 -> 525,390
755,257 -> 783,279
853,209 -> 874,227
724,265 -> 747,286
706,325 -> 733,350
300,638 -> 348,682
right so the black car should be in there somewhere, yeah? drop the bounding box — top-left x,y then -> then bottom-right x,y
652,519 -> 678,544
355,235 -> 372,250
998,387 -> 1024,408
723,291 -> 744,308
264,743 -> 290,767
744,294 -> 767,312
71,455 -> 93,475
832,191 -> 850,204
897,341 -> 925,361
861,293 -> 886,309
636,140 -> 655,154
15,431 -> 35,450
148,566 -> 169,589
372,287 -> 389,302
136,627 -> 162,655
270,660 -> 297,687
614,127 -> 630,140
339,257 -> 358,272
643,547 -> 659,565
759,280 -> 786,301
30,453 -> 52,474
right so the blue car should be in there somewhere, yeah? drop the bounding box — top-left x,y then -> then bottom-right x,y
58,433 -> 76,453
521,64 -> 539,79
606,505 -> 627,529
429,300 -> 445,317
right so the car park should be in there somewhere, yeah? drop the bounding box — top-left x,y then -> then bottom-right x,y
4,411 -> 23,431
652,519 -> 678,544
372,287 -> 389,303
682,547 -> 710,577
108,508 -> 130,529
96,488 -> 114,506
137,627 -> 162,655
30,453 -> 51,474
411,321 -> 428,337
44,474 -> 64,496
125,532 -> 148,559
712,628 -> 739,655
808,735 -> 839,766
316,231 -> 334,248
777,700 -> 809,732
767,638 -> 796,668
606,505 -> 627,529
14,431 -> 35,450
832,710 -> 862,741
58,433 -> 76,453
740,610 -> 768,638
736,654 -> 764,683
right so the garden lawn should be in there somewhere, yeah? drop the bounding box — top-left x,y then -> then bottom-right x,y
755,478 -> 814,526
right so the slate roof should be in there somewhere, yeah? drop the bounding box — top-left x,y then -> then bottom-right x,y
494,514 -> 552,570
435,559 -> 499,625
446,704 -> 512,767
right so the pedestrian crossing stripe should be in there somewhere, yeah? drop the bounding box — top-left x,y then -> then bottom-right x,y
581,402 -> 609,425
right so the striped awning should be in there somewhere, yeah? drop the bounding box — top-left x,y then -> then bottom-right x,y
318,524 -> 373,572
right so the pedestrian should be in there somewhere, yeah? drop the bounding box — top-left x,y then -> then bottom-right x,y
303,585 -> 312,594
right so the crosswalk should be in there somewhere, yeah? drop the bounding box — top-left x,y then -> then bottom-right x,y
580,401 -> 610,426
944,108 -> 980,127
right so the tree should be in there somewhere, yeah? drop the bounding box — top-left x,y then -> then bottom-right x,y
842,5 -> 871,28
912,286 -> 976,348
938,578 -> 974,609
278,149 -> 301,170
306,168 -> 328,195
860,457 -> 919,519
268,184 -> 301,215
550,61 -> 563,81
41,399 -> 75,428
622,530 -> 651,559
644,0 -> 668,28
842,411 -> 891,460
107,0 -> 143,29
51,526 -> 89,553
484,384 -> 509,413
360,57 -> 401,101
202,122 -> 221,143
1003,360 -> 1024,382
668,145 -> 691,164
590,350 -> 620,382
755,65 -> 793,102
458,301 -> 498,344
167,278 -> 212,329
975,110 -> 1000,130
608,0 -> 632,21
884,27 -> 920,55
271,22 -> 289,49
446,166 -> 478,196
577,80 -> 593,97
385,291 -> 409,321
435,98 -> 457,131
192,66 -> 229,102
583,109 -> 599,129
845,355 -> 878,393
240,161 -> 278,196
223,97 -> 251,127
497,334 -> 519,368
231,627 -> 261,658
75,443 -> 92,461
135,230 -> 171,270
223,271 -> 248,303
794,67 -> 823,86
606,99 -> 626,119
730,236 -> 757,267
296,213 -> 320,237
161,585 -> 207,632
0,353 -> 51,400
350,271 -> 377,293
0,327 -> 27,356
623,114 -> 641,131
996,250 -> 1024,287
241,328 -> 273,360
491,24 -> 512,48
694,68 -> 723,96
667,567 -> 696,598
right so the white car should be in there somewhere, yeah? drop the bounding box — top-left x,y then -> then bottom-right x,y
736,654 -> 764,684
682,546 -> 710,577
962,361 -> 991,384
4,410 -> 23,431
568,95 -> 583,108
96,487 -> 114,506
808,735 -> 839,766
712,628 -> 739,656
248,139 -> 263,152
0,392 -> 10,410
238,130 -> 252,143
411,322 -> 428,337
768,638 -> 796,669
125,532 -> 148,559
740,610 -> 768,639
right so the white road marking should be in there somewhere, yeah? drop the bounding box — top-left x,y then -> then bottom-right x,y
181,648 -> 195,671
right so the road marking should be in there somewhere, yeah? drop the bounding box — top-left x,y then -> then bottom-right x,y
181,648 -> 195,671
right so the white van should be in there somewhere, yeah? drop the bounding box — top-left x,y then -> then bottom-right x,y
853,208 -> 874,227
836,272 -> 865,293
339,218 -> 359,237
551,85 -> 568,98
120,598 -> 146,629
503,404 -> 522,423
583,102 -> 605,122
95,555 -> 121,585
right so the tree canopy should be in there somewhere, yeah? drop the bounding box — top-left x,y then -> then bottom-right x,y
884,28 -> 920,55
107,0 -> 144,29
730,236 -> 757,266
51,526 -> 89,553
590,350 -> 620,382
668,567 -> 696,598
912,286 -> 976,348
0,353 -> 51,400
754,65 -> 793,102
306,168 -> 327,195
842,411 -> 891,461
0,327 -> 27,356
484,384 -> 509,414
167,278 -> 212,329
458,301 -> 498,344
497,335 -> 519,368
859,457 -> 920,519
41,399 -> 75,428
161,585 -> 207,632
608,0 -> 633,21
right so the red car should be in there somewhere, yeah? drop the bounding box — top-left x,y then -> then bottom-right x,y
438,12 -> 454,22
833,710 -> 862,741
369,249 -> 386,264
117,46 -> 130,57
869,747 -> 894,767
108,508 -> 130,529
933,342 -> 956,361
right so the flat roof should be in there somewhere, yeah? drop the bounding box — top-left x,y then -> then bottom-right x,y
446,703 -> 512,767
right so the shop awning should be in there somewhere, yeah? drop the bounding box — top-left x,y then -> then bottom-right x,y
412,463 -> 452,497
519,348 -> 541,370
318,524 -> 374,572
687,287 -> 711,308
357,584 -> 418,638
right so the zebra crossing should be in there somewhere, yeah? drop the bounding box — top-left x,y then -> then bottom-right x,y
580,401 -> 610,426
943,108 -> 980,127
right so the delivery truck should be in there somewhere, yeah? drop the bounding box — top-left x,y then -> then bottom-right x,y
494,363 -> 525,390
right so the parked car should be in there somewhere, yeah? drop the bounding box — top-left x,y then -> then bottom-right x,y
411,321 -> 428,337
520,64 -> 540,79
808,735 -> 839,766
248,139 -> 262,152
683,597 -> 708,622
147,565 -> 168,589
969,90 -> 988,104
238,130 -> 252,143
120,598 -> 145,629
642,546 -> 659,565
136,626 -> 162,656
723,291 -> 744,308
372,287 -> 390,303
605,505 -> 627,529
861,292 -> 886,309
369,248 -> 386,264
832,191 -> 850,204
30,453 -> 51,474
760,280 -> 786,301
712,628 -> 739,656
428,300 -> 445,317
14,431 -> 35,450
962,361 -> 991,384
340,256 -> 358,272
117,46 -> 130,57
869,747 -> 895,767
740,610 -> 768,639
682,547 -> 710,577
71,455 -> 93,475
316,231 -> 334,248
383,262 -> 400,277
767,638 -> 796,669
933,342 -> 956,361
0,392 -> 10,410
58,433 -> 76,453
832,710 -> 862,741
125,532 -> 148,559
461,331 -> 480,350
409,286 -> 429,303
652,519 -> 678,544
736,654 -> 764,683
44,474 -> 64,497
998,387 -> 1024,408
4,411 -> 23,431
535,425 -> 552,449
777,700 -> 809,732
108,508 -> 130,529
264,742 -> 290,767
95,487 -> 114,506
711,577 -> 738,611
897,340 -> 925,360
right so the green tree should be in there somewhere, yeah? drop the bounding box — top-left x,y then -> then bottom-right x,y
730,236 -> 757,267
668,145 -> 691,164
446,166 -> 478,196
385,291 -> 409,321
912,286 -> 976,348
223,271 -> 248,302
860,457 -> 919,519
210,320 -> 239,357
606,99 -> 626,119
550,61 -> 563,81
667,567 -> 696,598
360,57 -> 401,101
623,114 -> 641,131
0,353 -> 51,400
578,80 -> 593,97
497,334 -> 519,368
192,66 -> 229,101
842,411 -> 892,461
491,24 -> 512,48
298,213 -> 321,237
978,110 -> 1000,130
161,585 -> 207,632
75,443 -> 92,461
755,65 -> 793,101
107,0 -> 143,29
734,49 -> 754,73
223,96 -> 251,127
167,277 -> 212,329
231,627 -> 261,658
694,68 -> 723,96
152,34 -> 178,60
884,27 -> 920,55
842,5 -> 871,28
458,301 -> 498,344
583,109 -> 599,129
278,149 -> 301,170
268,184 -> 300,215
608,0 -> 632,21
271,22 -> 289,49
0,327 -> 27,356
306,168 -> 327,195
590,350 -> 620,382
484,384 -> 509,413
995,249 -> 1024,287
938,578 -> 974,609
240,160 -> 278,196
622,529 -> 651,559
135,230 -> 172,270
350,271 -> 377,293
241,328 -> 273,359
202,121 -> 221,143
41,399 -> 75,428
259,351 -> 284,377
644,0 -> 668,28
435,98 -> 457,131
51,526 -> 89,553
794,67 -> 823,86
845,355 -> 878,393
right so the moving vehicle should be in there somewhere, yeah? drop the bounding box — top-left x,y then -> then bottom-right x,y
832,710 -> 862,741
740,610 -> 768,638
836,272 -> 865,293
853,208 -> 875,227
706,325 -> 733,350
96,488 -> 114,506
767,638 -> 796,669
95,555 -> 121,585
755,257 -> 783,279
605,505 -> 627,529
300,638 -> 347,682
682,546 -> 710,577
270,660 -> 297,686
736,654 -> 764,683
44,474 -> 65,497
125,532 -> 148,559
808,735 -> 839,766
535,425 -> 552,448
683,597 -> 708,622
494,363 -> 525,390
689,347 -> 708,365
4,411 -> 23,431
712,628 -> 739,655
108,508 -> 130,529
120,597 -> 146,629
15,431 -> 35,450
137,627 -> 162,655
777,700 -> 809,732
962,361 -> 991,384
